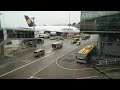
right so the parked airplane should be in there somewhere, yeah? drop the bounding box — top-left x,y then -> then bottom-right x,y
24,15 -> 80,37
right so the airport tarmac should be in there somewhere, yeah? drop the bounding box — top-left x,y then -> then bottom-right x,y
0,34 -> 118,79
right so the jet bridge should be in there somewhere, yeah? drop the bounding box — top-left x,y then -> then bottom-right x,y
80,11 -> 120,56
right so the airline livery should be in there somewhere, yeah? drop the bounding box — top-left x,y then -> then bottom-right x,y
24,15 -> 80,37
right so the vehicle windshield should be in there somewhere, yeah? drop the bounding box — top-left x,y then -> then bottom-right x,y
52,44 -> 56,48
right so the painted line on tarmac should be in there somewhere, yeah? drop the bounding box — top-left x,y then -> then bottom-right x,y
101,68 -> 120,72
14,50 -> 52,64
76,76 -> 99,79
0,52 -> 55,78
32,77 -> 42,79
55,47 -> 93,71
56,60 -> 93,71
28,76 -> 42,79
0,52 -> 34,69
92,65 -> 112,79
8,48 -> 49,64
28,47 -> 79,79
28,56 -> 59,79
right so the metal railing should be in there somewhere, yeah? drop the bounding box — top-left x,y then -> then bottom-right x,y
95,58 -> 120,65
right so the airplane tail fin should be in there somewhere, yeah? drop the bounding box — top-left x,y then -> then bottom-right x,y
24,15 -> 36,27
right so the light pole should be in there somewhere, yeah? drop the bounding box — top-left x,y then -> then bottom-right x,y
69,11 -> 70,34
31,17 -> 36,46
31,17 -> 36,38
79,11 -> 81,35
31,17 -> 35,31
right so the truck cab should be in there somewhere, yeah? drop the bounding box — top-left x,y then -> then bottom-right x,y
52,42 -> 63,49
71,38 -> 80,44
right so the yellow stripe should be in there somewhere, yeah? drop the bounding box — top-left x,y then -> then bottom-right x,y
27,19 -> 31,24
78,45 -> 95,55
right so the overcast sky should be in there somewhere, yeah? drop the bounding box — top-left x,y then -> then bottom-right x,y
0,11 -> 81,28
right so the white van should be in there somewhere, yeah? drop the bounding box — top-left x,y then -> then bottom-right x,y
34,49 -> 45,57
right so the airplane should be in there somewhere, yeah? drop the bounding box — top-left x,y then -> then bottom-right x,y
24,15 -> 80,38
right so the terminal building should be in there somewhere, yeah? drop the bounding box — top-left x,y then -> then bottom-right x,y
0,27 -> 34,56
80,11 -> 120,57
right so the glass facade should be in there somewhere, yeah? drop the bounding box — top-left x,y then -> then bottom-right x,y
0,30 -> 3,42
7,30 -> 34,38
80,11 -> 120,32
81,11 -> 120,21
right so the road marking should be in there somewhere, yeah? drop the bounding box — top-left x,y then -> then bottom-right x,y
55,44 -> 97,71
76,76 -> 99,79
101,68 -> 120,72
1,49 -> 52,65
32,77 -> 42,79
56,60 -> 93,71
28,56 -> 57,79
0,53 -> 33,69
28,48 -> 79,79
56,51 -> 93,71
0,52 -> 55,78
28,76 -> 42,79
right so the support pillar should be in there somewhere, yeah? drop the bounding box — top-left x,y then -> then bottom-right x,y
97,34 -> 102,55
3,29 -> 7,55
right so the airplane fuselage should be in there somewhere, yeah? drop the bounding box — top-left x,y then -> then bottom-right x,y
24,15 -> 80,38
34,26 -> 80,35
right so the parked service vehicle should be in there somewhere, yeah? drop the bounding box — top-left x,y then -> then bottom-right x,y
76,45 -> 96,63
50,37 -> 58,40
34,49 -> 45,57
38,34 -> 50,38
28,41 -> 36,47
71,38 -> 80,44
37,38 -> 44,44
81,34 -> 90,40
76,40 -> 81,46
59,37 -> 64,40
52,41 -> 63,49
75,35 -> 80,39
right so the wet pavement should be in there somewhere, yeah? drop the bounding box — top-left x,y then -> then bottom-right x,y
33,38 -> 109,79
0,34 -> 119,79
92,64 -> 120,79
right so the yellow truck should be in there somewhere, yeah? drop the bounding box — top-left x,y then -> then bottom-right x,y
71,38 -> 80,44
81,34 -> 90,40
76,45 -> 96,63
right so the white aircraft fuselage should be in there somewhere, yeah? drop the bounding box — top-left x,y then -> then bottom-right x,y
34,26 -> 80,36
